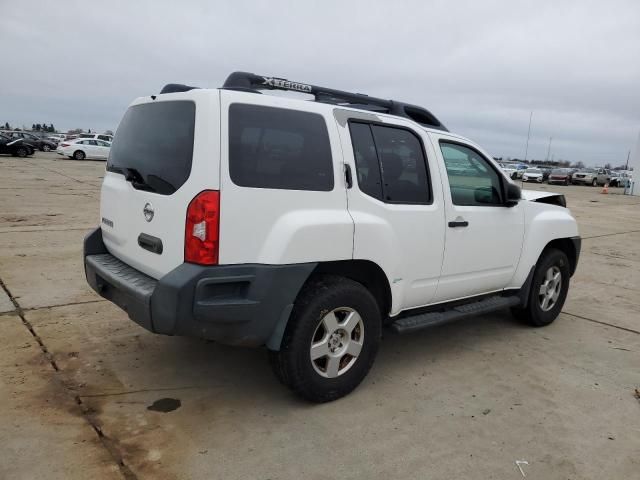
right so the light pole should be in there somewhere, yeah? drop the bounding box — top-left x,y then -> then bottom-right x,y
545,136 -> 553,162
524,111 -> 533,161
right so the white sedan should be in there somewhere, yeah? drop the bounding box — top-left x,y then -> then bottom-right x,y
522,168 -> 544,183
57,139 -> 111,160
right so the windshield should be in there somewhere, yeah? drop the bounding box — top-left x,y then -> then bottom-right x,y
528,169 -> 541,173
551,169 -> 567,174
107,101 -> 195,195
581,168 -> 596,173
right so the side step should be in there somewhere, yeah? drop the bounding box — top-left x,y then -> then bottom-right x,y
391,295 -> 521,334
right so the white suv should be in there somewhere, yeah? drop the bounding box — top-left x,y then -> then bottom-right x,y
84,72 -> 581,402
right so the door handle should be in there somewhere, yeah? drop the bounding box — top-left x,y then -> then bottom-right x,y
448,220 -> 469,228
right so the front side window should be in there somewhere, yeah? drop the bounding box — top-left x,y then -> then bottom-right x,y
440,142 -> 503,206
229,104 -> 333,191
349,122 -> 431,204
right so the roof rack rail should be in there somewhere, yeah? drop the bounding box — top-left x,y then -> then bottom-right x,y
222,71 -> 447,131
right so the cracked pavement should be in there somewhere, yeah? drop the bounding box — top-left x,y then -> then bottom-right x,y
1,153 -> 639,479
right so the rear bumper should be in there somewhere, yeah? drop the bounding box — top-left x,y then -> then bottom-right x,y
83,228 -> 315,347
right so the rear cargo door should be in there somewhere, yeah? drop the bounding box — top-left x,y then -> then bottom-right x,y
100,91 -> 220,279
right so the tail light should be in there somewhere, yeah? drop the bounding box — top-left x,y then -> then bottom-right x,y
185,190 -> 220,265
61,143 -> 70,147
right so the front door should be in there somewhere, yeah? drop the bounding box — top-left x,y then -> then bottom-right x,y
430,135 -> 525,302
336,114 -> 446,315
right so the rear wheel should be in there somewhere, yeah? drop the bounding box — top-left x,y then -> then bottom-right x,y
15,147 -> 28,158
511,248 -> 570,327
269,275 -> 381,402
591,178 -> 597,187
564,179 -> 569,186
73,150 -> 85,160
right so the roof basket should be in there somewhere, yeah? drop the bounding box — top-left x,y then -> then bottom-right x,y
221,71 -> 447,131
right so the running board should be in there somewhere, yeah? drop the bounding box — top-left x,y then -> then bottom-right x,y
391,295 -> 521,334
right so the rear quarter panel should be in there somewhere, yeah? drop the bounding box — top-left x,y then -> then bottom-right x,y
217,90 -> 353,265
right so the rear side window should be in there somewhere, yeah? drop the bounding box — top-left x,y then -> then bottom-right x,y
349,122 -> 431,204
107,101 -> 195,195
229,104 -> 333,191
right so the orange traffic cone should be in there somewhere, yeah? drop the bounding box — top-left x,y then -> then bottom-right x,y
601,183 -> 609,194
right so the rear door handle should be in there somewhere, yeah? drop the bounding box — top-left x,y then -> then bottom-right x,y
448,220 -> 469,228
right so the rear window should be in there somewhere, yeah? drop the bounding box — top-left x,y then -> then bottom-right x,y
228,104 -> 333,191
107,101 -> 195,195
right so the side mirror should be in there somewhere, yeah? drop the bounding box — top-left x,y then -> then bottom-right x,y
505,182 -> 521,207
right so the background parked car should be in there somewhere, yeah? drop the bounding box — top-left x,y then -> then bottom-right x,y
46,134 -> 66,145
0,134 -> 33,157
522,167 -> 544,183
78,133 -> 113,142
548,168 -> 573,185
6,131 -> 57,152
57,138 -> 111,160
499,163 -> 518,179
572,167 -> 611,186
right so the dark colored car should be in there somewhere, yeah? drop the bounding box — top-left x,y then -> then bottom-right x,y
0,134 -> 33,157
7,131 -> 57,152
548,168 -> 573,185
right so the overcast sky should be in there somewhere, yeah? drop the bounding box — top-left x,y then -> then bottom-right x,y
1,0 -> 639,165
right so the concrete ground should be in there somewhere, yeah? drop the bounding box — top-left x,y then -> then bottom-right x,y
1,152 -> 638,480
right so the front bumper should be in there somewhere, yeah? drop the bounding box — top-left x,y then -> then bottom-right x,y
83,228 -> 315,347
570,236 -> 581,276
572,177 -> 592,184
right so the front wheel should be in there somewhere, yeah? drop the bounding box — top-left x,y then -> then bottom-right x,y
592,178 -> 597,187
512,248 -> 570,327
42,144 -> 51,152
269,275 -> 381,402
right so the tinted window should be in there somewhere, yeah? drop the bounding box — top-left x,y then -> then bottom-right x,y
349,122 -> 431,204
88,140 -> 98,146
440,142 -> 503,206
349,122 -> 383,199
107,101 -> 195,195
229,104 -> 333,191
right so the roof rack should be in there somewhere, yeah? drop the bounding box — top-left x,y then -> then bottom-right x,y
221,71 -> 448,131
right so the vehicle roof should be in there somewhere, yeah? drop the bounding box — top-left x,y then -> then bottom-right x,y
132,88 -> 475,145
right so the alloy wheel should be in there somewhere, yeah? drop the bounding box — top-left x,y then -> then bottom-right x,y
310,307 -> 364,378
538,266 -> 562,312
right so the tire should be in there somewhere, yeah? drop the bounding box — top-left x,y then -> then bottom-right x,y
511,248 -> 570,327
511,172 -> 518,180
15,147 -> 28,158
564,179 -> 569,186
73,150 -> 85,160
42,144 -> 51,152
591,178 -> 597,187
269,275 -> 381,402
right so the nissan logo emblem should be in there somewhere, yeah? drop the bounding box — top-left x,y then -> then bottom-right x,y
143,203 -> 154,222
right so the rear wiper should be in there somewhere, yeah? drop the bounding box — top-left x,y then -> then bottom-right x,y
123,168 -> 157,192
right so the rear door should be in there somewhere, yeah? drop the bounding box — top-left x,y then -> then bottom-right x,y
96,140 -> 110,159
86,140 -> 99,158
336,114 -> 446,314
100,91 -> 220,279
